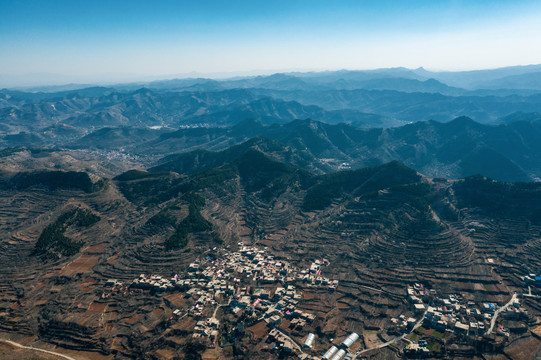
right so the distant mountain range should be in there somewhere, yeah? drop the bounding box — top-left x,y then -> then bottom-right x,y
69,116 -> 541,182
7,63 -> 541,91
2,84 -> 541,137
3,65 -> 541,182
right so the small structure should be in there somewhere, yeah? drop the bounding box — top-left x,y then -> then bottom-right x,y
105,279 -> 123,287
483,303 -> 496,313
407,317 -> 417,330
331,349 -> 346,360
404,342 -> 430,356
341,332 -> 359,348
455,322 -> 469,336
269,314 -> 281,327
304,333 -> 315,349
323,345 -> 338,360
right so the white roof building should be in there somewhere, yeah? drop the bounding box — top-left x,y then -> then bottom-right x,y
331,349 -> 346,360
341,332 -> 359,348
323,345 -> 338,359
304,333 -> 315,348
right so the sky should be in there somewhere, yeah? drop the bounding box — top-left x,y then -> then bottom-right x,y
1,0 -> 541,86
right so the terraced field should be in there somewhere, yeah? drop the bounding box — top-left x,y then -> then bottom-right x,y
0,159 -> 540,359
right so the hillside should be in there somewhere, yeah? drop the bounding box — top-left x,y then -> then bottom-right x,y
137,117 -> 541,182
2,66 -> 541,359
1,145 -> 540,359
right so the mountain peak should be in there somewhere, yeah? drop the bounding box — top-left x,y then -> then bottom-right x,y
448,116 -> 477,126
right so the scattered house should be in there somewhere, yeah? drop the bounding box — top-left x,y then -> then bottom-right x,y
281,340 -> 294,353
435,319 -> 447,332
496,324 -> 509,337
268,328 -> 281,341
105,279 -> 123,287
290,318 -> 306,330
188,263 -> 200,272
483,303 -> 496,314
406,318 -> 417,330
238,296 -> 251,308
207,318 -> 220,328
269,314 -> 281,327
414,303 -> 425,314
408,284 -> 523,342
404,342 -> 430,356
469,322 -> 478,335
455,322 -> 469,336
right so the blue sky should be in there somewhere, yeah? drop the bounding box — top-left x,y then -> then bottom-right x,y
1,0 -> 541,85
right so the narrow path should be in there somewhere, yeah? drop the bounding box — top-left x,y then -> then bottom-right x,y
352,310 -> 427,359
524,286 -> 540,298
0,339 -> 77,360
356,334 -> 405,356
211,297 -> 231,320
211,304 -> 222,320
487,293 -> 517,334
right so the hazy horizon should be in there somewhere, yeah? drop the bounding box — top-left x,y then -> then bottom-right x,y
2,0 -> 541,87
3,62 -> 541,89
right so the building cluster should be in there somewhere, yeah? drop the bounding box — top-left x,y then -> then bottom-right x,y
228,246 -> 338,289
79,149 -> 142,162
229,282 -> 317,330
132,274 -> 176,291
104,244 -> 338,344
394,284 -> 527,339
193,317 -> 220,341
113,244 -> 339,298
101,279 -> 138,298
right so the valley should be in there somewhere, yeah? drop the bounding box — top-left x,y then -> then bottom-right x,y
0,142 -> 540,359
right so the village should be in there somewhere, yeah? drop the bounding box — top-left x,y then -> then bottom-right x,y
101,246 -> 535,360
104,243 -> 346,358
393,283 -> 529,357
